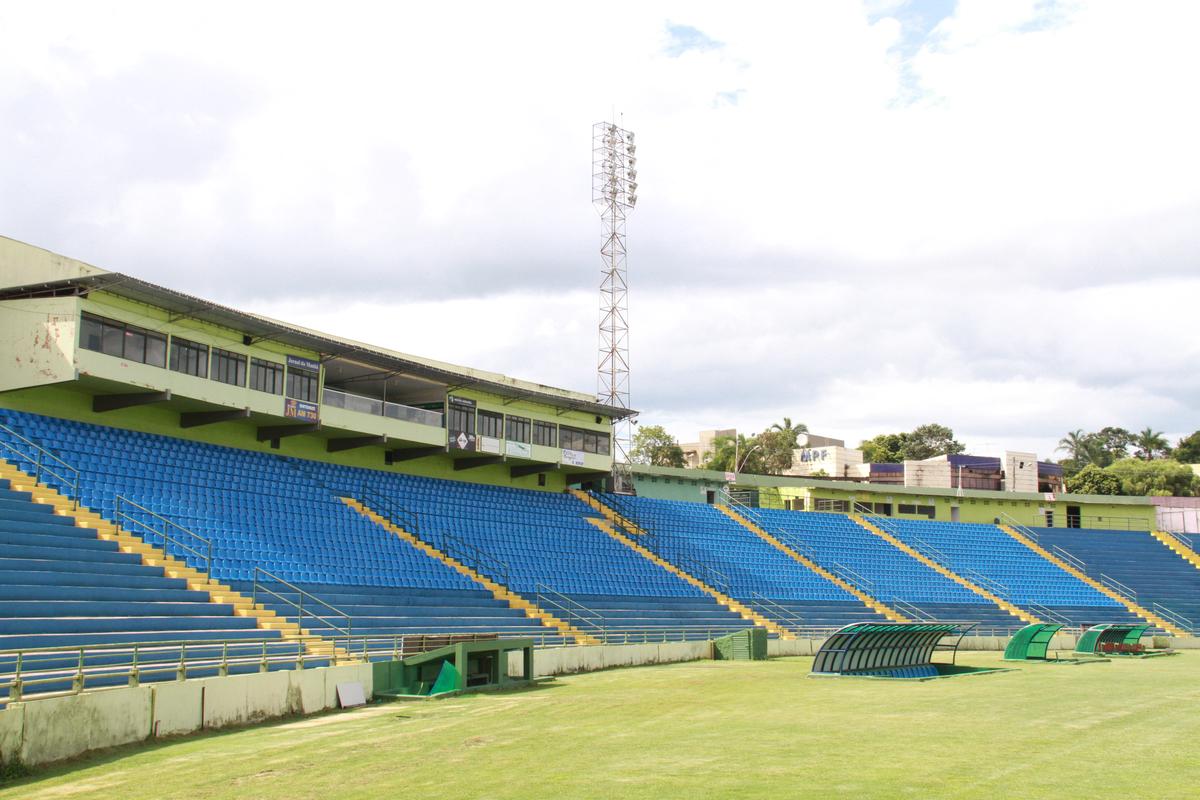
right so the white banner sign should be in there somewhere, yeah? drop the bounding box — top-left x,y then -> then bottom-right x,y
562,448 -> 585,467
478,436 -> 501,455
506,441 -> 532,458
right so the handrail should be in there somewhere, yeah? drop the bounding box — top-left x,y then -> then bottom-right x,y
0,422 -> 80,509
1026,602 -> 1072,626
429,529 -> 512,587
1097,573 -> 1137,601
1151,603 -> 1194,635
114,496 -> 213,574
746,592 -> 806,632
533,583 -> 603,631
717,489 -> 877,593
890,597 -> 935,622
252,567 -> 352,637
360,486 -> 421,533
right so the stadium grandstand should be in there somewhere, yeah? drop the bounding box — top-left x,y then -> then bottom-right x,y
1,235 -> 1199,768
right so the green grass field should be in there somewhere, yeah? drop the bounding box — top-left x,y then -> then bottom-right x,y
4,651 -> 1199,799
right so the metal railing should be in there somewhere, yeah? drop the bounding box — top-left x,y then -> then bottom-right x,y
1097,573 -> 1137,602
252,567 -> 352,637
360,487 -> 421,533
322,387 -> 443,428
746,592 -> 807,633
1151,604 -> 1194,635
0,422 -> 80,509
534,583 -> 603,631
420,528 -> 513,588
114,496 -> 213,574
1026,602 -> 1072,626
998,512 -> 1090,572
889,598 -> 935,623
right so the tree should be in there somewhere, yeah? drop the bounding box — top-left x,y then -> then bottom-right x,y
768,417 -> 808,447
859,424 -> 964,463
903,423 -> 966,461
1174,431 -> 1200,464
1066,464 -> 1122,495
1055,427 -> 1134,476
1092,427 -> 1134,465
1057,429 -> 1092,464
701,434 -> 766,475
1106,458 -> 1199,497
756,428 -> 797,476
859,433 -> 908,464
1132,427 -> 1170,460
629,425 -> 685,468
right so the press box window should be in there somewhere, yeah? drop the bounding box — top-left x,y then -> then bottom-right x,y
211,348 -> 247,387
479,411 -> 503,439
286,365 -> 319,402
249,358 -> 284,395
506,415 -> 531,443
79,313 -> 166,367
170,337 -> 209,378
560,426 -> 611,455
533,421 -> 557,447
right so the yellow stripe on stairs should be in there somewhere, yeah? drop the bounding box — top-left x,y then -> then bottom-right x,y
996,523 -> 1185,636
342,497 -> 600,645
718,506 -> 908,623
1149,529 -> 1200,572
584,516 -> 796,640
0,458 -> 344,660
567,488 -> 646,536
850,514 -> 1038,625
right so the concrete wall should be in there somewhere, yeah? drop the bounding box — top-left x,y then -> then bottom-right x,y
511,641 -> 714,678
0,662 -> 375,768
0,297 -> 78,393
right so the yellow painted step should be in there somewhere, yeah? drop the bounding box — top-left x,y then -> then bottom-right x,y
850,514 -> 1037,625
343,496 -> 601,646
0,457 -> 351,660
585,517 -> 795,640
718,506 -> 908,624
997,523 -> 1184,636
1150,530 -> 1200,571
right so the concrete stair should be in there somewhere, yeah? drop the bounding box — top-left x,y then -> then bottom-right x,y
343,497 -> 599,645
1149,529 -> 1200,572
0,459 -> 348,661
851,514 -> 1035,625
585,516 -> 796,640
568,489 -> 646,536
997,523 -> 1184,636
719,506 -> 908,623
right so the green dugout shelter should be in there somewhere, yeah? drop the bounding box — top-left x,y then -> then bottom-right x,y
1073,624 -> 1177,658
1003,623 -> 1064,661
811,622 -> 1007,679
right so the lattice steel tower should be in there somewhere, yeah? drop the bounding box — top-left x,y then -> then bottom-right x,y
592,120 -> 637,491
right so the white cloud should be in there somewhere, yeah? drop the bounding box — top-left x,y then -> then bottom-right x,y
2,0 -> 1198,460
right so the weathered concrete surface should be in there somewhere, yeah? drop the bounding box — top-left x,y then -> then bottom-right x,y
151,680 -> 203,737
288,667 -> 326,715
20,686 -> 151,766
0,703 -> 24,765
323,664 -> 373,709
531,641 -> 712,677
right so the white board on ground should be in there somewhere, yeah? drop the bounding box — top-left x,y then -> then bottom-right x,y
336,682 -> 367,708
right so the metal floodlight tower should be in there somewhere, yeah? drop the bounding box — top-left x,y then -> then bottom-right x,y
592,120 -> 637,492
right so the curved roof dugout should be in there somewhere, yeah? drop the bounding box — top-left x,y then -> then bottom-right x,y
812,622 -> 976,677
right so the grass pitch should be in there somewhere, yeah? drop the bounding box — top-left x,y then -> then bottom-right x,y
4,651 -> 1198,799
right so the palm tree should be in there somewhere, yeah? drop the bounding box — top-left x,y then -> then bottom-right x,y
1133,427 -> 1170,460
1057,429 -> 1090,463
770,417 -> 808,448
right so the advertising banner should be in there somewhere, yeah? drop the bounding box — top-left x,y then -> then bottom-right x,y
562,449 -> 585,467
286,355 -> 321,372
448,395 -> 477,451
284,398 -> 319,422
506,441 -> 532,459
479,436 -> 501,455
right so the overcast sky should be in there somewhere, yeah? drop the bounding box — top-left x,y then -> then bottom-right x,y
2,1 -> 1198,459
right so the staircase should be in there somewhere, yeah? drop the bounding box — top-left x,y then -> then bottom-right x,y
718,505 -> 908,623
343,497 -> 599,645
0,458 -> 342,660
1150,529 -> 1200,572
585,517 -> 795,640
996,523 -> 1184,636
851,514 -> 1036,625
568,489 -> 646,535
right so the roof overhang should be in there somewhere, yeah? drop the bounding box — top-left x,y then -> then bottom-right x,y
0,273 -> 636,421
